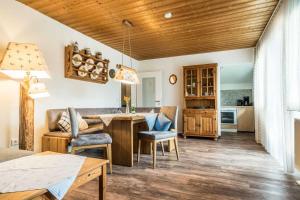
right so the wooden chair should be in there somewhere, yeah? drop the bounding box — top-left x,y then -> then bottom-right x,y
68,107 -> 112,174
137,106 -> 179,169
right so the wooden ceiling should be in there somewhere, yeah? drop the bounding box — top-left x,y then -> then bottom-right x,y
18,0 -> 278,60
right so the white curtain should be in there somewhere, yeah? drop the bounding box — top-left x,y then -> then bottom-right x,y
254,0 -> 300,172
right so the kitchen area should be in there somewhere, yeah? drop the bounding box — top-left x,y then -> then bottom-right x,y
220,64 -> 254,133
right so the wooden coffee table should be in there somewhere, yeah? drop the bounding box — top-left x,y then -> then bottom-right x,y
0,151 -> 108,200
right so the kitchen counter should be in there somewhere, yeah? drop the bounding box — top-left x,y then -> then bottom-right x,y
221,106 -> 254,132
222,106 -> 253,108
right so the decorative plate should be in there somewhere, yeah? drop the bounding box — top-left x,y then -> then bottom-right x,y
95,68 -> 102,74
85,58 -> 94,70
78,65 -> 88,77
109,69 -> 115,78
72,54 -> 82,67
90,69 -> 99,80
96,62 -> 104,70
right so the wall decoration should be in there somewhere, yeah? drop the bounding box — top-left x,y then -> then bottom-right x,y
169,74 -> 177,85
109,69 -> 116,78
65,43 -> 109,84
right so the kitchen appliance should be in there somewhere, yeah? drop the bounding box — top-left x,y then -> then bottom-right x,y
221,107 -> 237,132
243,96 -> 250,106
221,108 -> 237,125
236,99 -> 243,106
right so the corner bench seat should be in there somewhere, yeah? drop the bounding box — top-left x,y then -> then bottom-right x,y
44,124 -> 104,139
42,107 -> 159,153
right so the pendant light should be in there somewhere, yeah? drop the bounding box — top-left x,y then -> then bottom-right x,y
115,19 -> 139,85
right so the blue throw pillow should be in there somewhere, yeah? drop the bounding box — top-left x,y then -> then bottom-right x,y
154,112 -> 172,131
145,113 -> 158,131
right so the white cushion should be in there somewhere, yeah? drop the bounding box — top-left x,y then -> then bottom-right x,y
57,111 -> 71,132
57,111 -> 88,132
77,112 -> 88,131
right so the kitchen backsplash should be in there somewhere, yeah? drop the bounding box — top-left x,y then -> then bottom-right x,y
221,89 -> 253,106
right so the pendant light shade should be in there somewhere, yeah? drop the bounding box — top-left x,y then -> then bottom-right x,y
115,64 -> 139,85
115,20 -> 139,85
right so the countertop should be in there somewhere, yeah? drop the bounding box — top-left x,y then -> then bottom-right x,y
222,106 -> 253,108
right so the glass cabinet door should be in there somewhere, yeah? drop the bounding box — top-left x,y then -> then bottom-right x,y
185,69 -> 198,97
201,67 -> 215,97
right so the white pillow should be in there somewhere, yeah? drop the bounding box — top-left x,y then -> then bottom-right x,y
77,112 -> 88,131
57,111 -> 88,132
57,111 -> 71,132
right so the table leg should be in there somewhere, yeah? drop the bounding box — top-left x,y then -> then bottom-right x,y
99,165 -> 107,200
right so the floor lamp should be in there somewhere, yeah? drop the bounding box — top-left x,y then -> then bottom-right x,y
0,42 -> 50,151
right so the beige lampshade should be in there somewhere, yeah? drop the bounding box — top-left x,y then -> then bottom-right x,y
0,42 -> 50,79
115,64 -> 139,85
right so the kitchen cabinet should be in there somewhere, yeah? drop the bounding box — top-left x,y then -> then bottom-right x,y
237,106 -> 254,132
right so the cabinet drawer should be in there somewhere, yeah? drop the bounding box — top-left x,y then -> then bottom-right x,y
71,167 -> 102,190
183,109 -> 216,114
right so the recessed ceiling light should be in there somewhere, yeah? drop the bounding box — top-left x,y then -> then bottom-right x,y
164,12 -> 173,19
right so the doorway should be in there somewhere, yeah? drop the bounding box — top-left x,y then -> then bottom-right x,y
137,71 -> 162,107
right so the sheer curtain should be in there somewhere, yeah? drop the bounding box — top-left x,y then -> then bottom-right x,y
254,0 -> 300,172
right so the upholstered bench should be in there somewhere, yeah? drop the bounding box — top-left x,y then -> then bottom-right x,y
42,107 -> 159,153
42,108 -> 110,153
42,123 -> 105,153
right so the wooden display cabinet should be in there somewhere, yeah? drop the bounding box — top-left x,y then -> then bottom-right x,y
183,63 -> 218,140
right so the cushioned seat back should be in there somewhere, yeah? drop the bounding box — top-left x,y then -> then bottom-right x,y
47,107 -> 160,132
47,109 -> 66,132
47,108 -> 122,132
160,106 -> 178,130
135,107 -> 160,113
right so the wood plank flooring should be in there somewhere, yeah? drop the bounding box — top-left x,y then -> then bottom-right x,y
65,132 -> 300,200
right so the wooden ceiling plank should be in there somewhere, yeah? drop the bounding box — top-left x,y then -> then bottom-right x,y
17,0 -> 279,60
58,0 -> 276,31
87,17 -> 269,42
70,3 -> 276,39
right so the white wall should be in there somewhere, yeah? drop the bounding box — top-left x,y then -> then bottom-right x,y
0,0 -> 138,151
220,64 -> 253,90
0,79 -> 19,148
138,48 -> 255,132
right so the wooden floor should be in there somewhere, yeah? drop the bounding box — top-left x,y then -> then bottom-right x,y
65,132 -> 300,200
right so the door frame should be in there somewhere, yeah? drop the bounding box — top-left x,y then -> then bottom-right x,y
137,71 -> 162,107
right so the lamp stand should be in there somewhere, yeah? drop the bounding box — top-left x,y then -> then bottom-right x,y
19,75 -> 34,151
